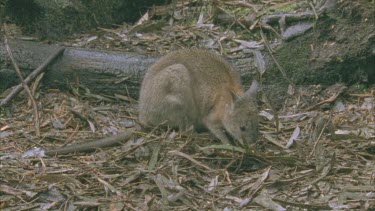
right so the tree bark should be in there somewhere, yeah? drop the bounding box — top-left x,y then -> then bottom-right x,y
0,40 -> 155,98
0,40 -> 258,99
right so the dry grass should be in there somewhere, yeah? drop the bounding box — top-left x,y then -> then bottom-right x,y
1,85 -> 374,210
1,0 -> 374,210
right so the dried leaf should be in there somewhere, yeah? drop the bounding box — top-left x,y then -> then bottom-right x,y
87,120 -> 96,132
286,126 -> 300,149
97,177 -> 122,196
51,117 -> 64,129
253,50 -> 266,75
253,191 -> 286,211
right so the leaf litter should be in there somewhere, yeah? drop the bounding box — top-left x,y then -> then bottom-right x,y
1,0 -> 375,210
1,82 -> 374,210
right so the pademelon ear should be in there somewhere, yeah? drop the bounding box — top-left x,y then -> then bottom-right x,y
244,80 -> 259,100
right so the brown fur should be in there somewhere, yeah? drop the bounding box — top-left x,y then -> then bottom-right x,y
139,49 -> 259,145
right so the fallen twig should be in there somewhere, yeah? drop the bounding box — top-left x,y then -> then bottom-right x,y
168,150 -> 212,171
45,132 -> 132,155
306,87 -> 346,111
0,46 -> 65,107
3,23 -> 40,136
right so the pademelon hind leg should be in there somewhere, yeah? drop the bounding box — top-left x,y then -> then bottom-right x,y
161,64 -> 197,130
140,64 -> 196,130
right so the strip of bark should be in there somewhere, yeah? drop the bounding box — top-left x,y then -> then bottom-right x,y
45,132 -> 132,155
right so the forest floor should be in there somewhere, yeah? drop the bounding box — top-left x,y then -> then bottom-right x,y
1,0 -> 374,210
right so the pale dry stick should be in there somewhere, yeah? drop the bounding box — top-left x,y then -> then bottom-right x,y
0,46 -> 65,107
0,0 -> 4,30
309,2 -> 319,20
168,150 -> 212,171
45,132 -> 132,155
0,185 -> 28,203
306,91 -> 344,111
64,120 -> 79,144
3,23 -> 40,136
207,167 -> 271,207
28,72 -> 47,111
38,155 -> 47,175
349,93 -> 374,98
30,72 -> 45,96
124,85 -> 135,119
309,121 -> 328,158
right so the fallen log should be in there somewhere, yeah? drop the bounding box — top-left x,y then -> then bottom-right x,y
0,40 -> 154,98
0,47 -> 65,107
0,40 -> 258,99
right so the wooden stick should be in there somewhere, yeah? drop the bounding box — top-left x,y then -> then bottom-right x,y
2,23 -> 40,136
0,45 -> 65,107
306,92 -> 342,111
45,132 -> 132,155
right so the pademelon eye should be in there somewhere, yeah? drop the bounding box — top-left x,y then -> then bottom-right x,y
240,126 -> 246,131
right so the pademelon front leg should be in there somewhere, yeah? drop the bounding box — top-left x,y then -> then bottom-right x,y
203,97 -> 231,145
